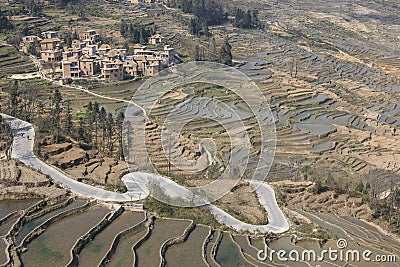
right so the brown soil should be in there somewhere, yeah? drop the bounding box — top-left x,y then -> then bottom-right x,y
0,159 -> 66,199
42,143 -> 128,188
275,181 -> 374,221
218,182 -> 268,225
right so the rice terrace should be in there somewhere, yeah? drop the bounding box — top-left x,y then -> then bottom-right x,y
0,0 -> 400,266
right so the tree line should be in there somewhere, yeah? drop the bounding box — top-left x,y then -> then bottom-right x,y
166,0 -> 262,34
167,0 -> 226,26
0,82 -> 125,160
192,37 -> 232,66
120,20 -> 156,45
0,10 -> 14,33
232,8 -> 262,29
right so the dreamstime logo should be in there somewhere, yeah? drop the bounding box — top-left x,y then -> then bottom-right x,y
257,238 -> 397,264
336,238 -> 347,249
122,61 -> 276,207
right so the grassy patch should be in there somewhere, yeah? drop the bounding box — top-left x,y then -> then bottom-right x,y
144,197 -> 220,229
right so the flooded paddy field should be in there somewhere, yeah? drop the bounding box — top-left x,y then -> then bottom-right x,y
0,199 -> 40,220
321,239 -> 397,267
0,239 -> 6,265
135,218 -> 190,267
15,199 -> 86,246
78,211 -> 145,267
21,205 -> 109,267
315,212 -> 400,256
108,224 -> 148,267
248,236 -> 266,252
0,194 -> 397,267
0,212 -> 20,236
204,230 -> 219,267
165,225 -> 209,266
231,235 -> 260,263
215,232 -> 250,267
204,0 -> 400,198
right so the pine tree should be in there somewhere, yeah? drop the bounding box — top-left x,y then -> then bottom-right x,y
220,38 -> 233,66
115,111 -> 125,160
9,81 -> 18,117
65,100 -> 73,135
77,117 -> 85,142
51,89 -> 63,143
194,45 -> 202,61
209,37 -> 217,62
72,29 -> 79,40
106,113 -> 114,156
99,107 -> 107,151
93,102 -> 99,146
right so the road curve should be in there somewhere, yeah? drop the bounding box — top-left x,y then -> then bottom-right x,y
2,114 -> 146,202
1,113 -> 289,233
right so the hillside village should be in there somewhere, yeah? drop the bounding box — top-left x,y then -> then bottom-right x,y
19,30 -> 175,82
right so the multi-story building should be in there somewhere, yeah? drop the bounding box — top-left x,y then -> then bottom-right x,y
80,30 -> 101,45
41,50 -> 62,62
123,59 -> 140,78
148,34 -> 165,45
41,31 -> 58,39
79,56 -> 99,76
101,61 -> 124,81
61,59 -> 80,78
19,35 -> 42,54
40,38 -> 63,51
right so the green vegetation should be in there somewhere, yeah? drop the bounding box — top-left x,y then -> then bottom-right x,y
219,38 -> 232,66
232,8 -> 262,29
144,197 -> 220,228
188,17 -> 210,37
294,223 -> 334,240
0,45 -> 36,78
372,187 -> 400,234
120,20 -> 156,44
166,0 -> 226,26
0,76 -> 126,159
0,11 -> 14,32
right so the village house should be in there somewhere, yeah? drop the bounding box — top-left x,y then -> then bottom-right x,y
148,34 -> 165,45
40,38 -> 63,51
162,45 -> 175,65
82,45 -> 97,56
41,31 -> 58,39
101,60 -> 124,81
144,56 -> 162,76
123,59 -> 140,78
79,56 -> 99,76
80,30 -> 101,45
72,40 -> 85,49
61,59 -> 80,78
41,49 -> 62,62
19,35 -> 42,54
98,44 -> 112,55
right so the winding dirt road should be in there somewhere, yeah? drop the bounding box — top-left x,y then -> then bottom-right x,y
1,114 -> 288,233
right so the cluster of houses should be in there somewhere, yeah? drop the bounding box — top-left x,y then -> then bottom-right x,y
19,30 -> 175,82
